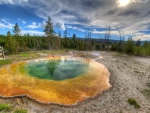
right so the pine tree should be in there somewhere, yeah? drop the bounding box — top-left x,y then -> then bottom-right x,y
72,34 -> 77,48
135,39 -> 141,47
56,36 -> 61,49
44,16 -> 55,50
13,23 -> 21,36
27,34 -> 32,48
5,31 -> 18,54
72,34 -> 76,41
58,31 -> 61,38
13,23 -> 26,51
64,30 -> 68,38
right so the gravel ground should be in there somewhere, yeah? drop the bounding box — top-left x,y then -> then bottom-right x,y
0,51 -> 150,113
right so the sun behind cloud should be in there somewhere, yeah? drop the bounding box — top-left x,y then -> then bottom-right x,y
117,0 -> 130,7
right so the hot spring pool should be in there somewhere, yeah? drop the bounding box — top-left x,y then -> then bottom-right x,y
0,56 -> 111,105
23,57 -> 90,80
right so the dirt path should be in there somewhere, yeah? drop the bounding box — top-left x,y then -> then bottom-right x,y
0,51 -> 150,113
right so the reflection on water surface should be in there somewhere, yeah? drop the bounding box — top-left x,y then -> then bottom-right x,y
24,57 -> 89,80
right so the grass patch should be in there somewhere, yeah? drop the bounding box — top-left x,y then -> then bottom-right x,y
147,83 -> 150,87
123,63 -> 127,65
134,70 -> 141,73
142,89 -> 150,98
128,98 -> 140,108
0,104 -> 12,112
9,51 -> 40,61
18,53 -> 31,57
9,50 -> 69,61
3,50 -> 70,63
13,109 -> 27,113
39,50 -> 69,55
0,60 -> 12,67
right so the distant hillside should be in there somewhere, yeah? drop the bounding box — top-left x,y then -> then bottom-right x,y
76,38 -> 120,43
65,37 -> 149,44
76,37 -> 149,45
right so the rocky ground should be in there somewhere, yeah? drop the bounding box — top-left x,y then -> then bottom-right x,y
0,51 -> 150,113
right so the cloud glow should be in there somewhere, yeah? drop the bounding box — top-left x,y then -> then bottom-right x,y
117,0 -> 130,7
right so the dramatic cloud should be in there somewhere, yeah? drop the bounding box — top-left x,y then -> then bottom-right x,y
92,28 -> 119,36
72,27 -> 85,32
0,0 -> 28,4
22,30 -> 44,36
92,29 -> 105,34
26,22 -> 39,29
1,0 -> 150,40
0,19 -> 14,29
66,25 -> 85,32
18,18 -> 26,24
26,21 -> 47,29
132,34 -> 150,41
54,21 -> 65,30
38,21 -> 46,28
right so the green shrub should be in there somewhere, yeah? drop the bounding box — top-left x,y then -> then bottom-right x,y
128,98 -> 140,108
124,38 -> 134,54
0,104 -> 12,112
142,89 -> 150,98
140,47 -> 150,56
5,31 -> 18,54
18,53 -> 30,57
140,41 -> 150,56
13,109 -> 27,113
0,60 -> 12,67
134,46 -> 141,56
147,83 -> 150,87
110,43 -> 118,51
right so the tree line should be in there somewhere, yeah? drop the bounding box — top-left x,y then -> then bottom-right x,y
111,38 -> 150,56
0,16 -> 150,56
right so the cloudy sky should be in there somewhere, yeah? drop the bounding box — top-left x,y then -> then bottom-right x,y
0,0 -> 150,40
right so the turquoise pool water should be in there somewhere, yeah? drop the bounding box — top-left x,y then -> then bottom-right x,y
23,58 -> 89,80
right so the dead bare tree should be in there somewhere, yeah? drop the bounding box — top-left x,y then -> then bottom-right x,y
86,29 -> 92,50
122,30 -> 125,48
107,25 -> 111,50
118,29 -> 122,41
105,25 -> 111,51
117,28 -> 124,52
105,32 -> 107,50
